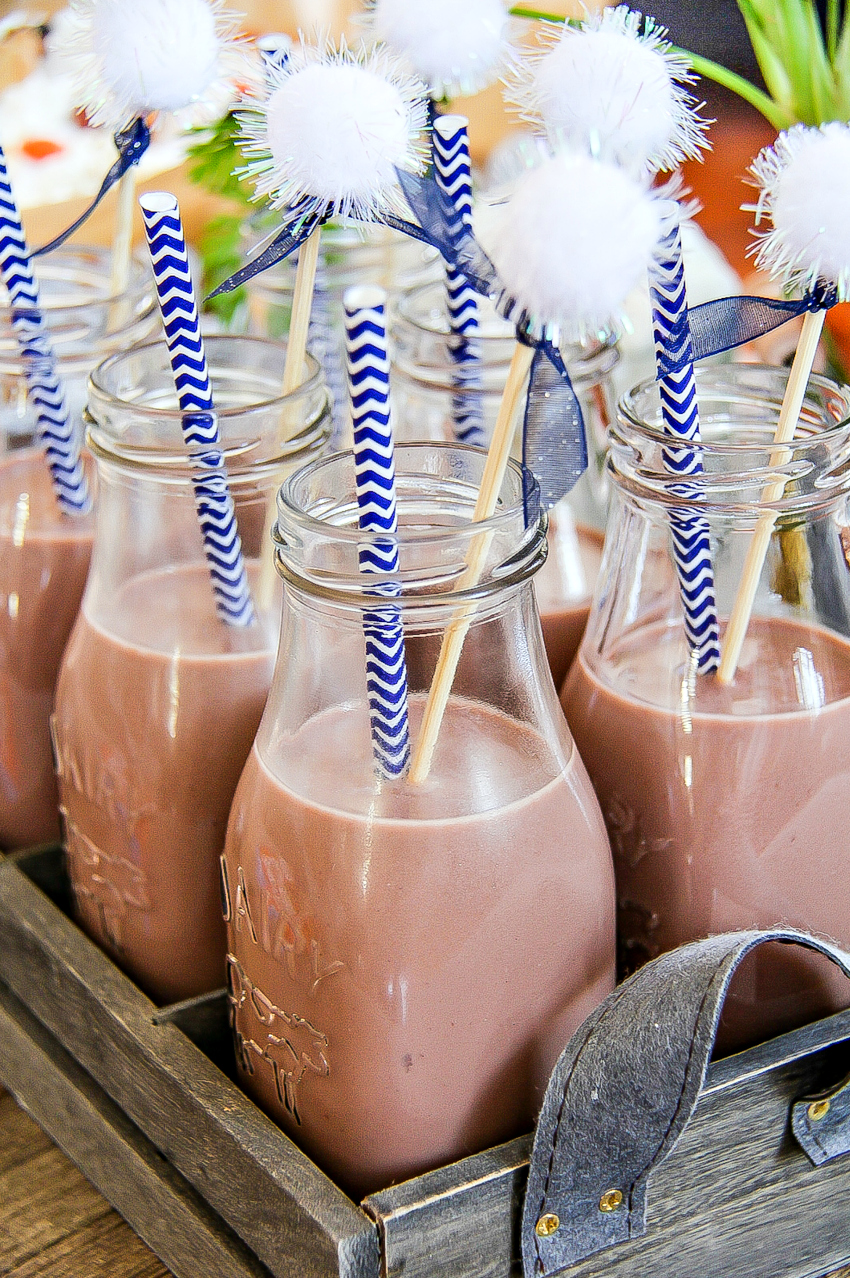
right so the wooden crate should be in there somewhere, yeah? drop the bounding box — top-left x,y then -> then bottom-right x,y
0,844 -> 849,1278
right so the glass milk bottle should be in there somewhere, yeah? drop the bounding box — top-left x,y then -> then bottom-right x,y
562,365 -> 850,1050
223,443 -> 615,1199
52,336 -> 330,1004
392,283 -> 620,690
0,247 -> 157,849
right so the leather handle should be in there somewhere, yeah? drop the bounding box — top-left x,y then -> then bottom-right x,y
522,929 -> 850,1278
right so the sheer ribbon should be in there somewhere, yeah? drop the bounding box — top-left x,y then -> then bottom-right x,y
33,118 -> 151,256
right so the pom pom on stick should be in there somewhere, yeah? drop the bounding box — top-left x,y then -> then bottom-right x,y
486,147 -> 663,342
64,0 -> 242,131
370,0 -> 510,99
237,36 -> 429,226
409,149 -> 663,783
719,124 -> 850,684
62,0 -> 244,331
238,37 -> 429,603
504,4 -> 708,176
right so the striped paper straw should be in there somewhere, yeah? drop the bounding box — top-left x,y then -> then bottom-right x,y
139,192 -> 256,627
344,285 -> 411,779
0,144 -> 91,515
649,207 -> 720,673
432,116 -> 486,448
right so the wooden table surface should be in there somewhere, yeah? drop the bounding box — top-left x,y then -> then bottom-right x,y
0,1088 -> 169,1277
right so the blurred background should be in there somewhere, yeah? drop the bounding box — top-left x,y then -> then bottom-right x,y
0,0 -> 775,269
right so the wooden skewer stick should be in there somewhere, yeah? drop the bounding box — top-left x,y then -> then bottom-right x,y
408,339 -> 535,786
717,307 -> 826,685
256,224 -> 322,611
108,167 -> 137,326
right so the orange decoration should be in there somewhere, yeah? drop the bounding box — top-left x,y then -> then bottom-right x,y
826,304 -> 850,378
21,139 -> 64,161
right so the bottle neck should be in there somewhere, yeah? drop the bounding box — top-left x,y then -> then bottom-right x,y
82,337 -> 330,637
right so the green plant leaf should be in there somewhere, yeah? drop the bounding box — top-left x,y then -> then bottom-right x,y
198,212 -> 246,324
685,52 -> 791,127
737,2 -> 797,115
827,0 -> 840,59
186,113 -> 253,209
508,6 -> 579,22
798,1 -> 836,121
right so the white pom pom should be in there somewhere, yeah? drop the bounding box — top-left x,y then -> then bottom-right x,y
749,123 -> 850,301
505,6 -> 708,175
238,39 -> 429,223
63,0 -> 242,130
370,0 -> 509,98
484,148 -> 663,339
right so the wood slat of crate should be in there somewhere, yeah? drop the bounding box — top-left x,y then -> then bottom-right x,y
2,845 -> 850,1278
0,847 -> 379,1278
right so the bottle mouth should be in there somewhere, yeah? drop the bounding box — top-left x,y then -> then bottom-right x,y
394,282 -> 620,392
0,247 -> 158,373
614,364 -> 850,517
87,335 -> 331,475
275,442 -> 547,608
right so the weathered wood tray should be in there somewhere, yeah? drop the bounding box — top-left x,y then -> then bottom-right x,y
0,844 -> 849,1278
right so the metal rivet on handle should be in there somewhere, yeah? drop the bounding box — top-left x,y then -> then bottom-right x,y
535,1213 -> 560,1238
599,1189 -> 624,1213
808,1099 -> 831,1122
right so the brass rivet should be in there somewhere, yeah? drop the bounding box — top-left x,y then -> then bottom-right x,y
535,1213 -> 560,1238
599,1189 -> 624,1213
808,1099 -> 830,1122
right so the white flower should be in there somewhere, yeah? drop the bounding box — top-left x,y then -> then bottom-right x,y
484,145 -> 663,341
237,37 -> 429,225
749,123 -> 850,302
504,5 -> 708,176
369,0 -> 510,99
62,0 -> 244,132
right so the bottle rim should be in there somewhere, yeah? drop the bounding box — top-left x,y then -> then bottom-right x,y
613,363 -> 850,517
274,442 -> 548,608
394,280 -> 621,387
0,246 -> 158,372
87,335 -> 331,474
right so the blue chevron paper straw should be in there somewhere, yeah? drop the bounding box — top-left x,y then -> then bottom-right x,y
344,285 -> 411,780
0,145 -> 91,515
139,192 -> 256,628
649,209 -> 720,673
432,115 -> 486,448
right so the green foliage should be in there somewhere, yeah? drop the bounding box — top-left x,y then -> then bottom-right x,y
185,113 -> 255,322
196,212 -> 245,325
186,112 -> 252,208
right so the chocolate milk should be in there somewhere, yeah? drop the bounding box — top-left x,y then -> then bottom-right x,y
536,521 -> 604,692
563,616 -> 850,1049
0,450 -> 93,848
53,563 -> 274,1004
224,697 -> 616,1198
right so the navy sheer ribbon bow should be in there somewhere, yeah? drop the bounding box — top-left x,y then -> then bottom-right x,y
33,117 -> 151,257
655,280 -> 840,377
